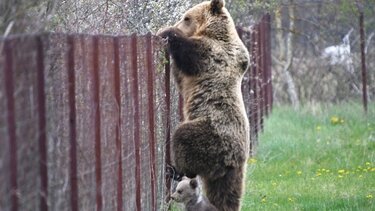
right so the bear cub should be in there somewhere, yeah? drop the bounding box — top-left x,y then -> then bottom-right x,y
171,177 -> 218,211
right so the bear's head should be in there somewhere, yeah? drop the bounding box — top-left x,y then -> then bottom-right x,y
172,0 -> 235,41
171,177 -> 199,203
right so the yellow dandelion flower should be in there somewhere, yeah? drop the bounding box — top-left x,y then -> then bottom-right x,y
261,198 -> 267,203
338,169 -> 345,174
330,116 -> 340,125
371,168 -> 375,172
248,158 -> 257,164
365,162 -> 371,166
297,171 -> 302,176
316,172 -> 322,177
316,126 -> 321,131
367,194 -> 373,199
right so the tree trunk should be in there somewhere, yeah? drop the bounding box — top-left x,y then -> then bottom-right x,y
275,0 -> 300,109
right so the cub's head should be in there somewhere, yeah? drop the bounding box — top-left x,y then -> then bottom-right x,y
171,177 -> 199,203
173,0 -> 235,40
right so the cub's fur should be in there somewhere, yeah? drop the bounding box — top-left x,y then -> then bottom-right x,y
171,177 -> 218,211
158,0 -> 250,210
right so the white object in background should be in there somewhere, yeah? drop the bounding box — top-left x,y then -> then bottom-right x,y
322,28 -> 354,73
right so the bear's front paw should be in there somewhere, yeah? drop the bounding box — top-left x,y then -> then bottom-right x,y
166,164 -> 184,181
156,27 -> 180,40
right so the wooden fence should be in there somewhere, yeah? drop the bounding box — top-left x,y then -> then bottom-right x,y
0,15 -> 271,211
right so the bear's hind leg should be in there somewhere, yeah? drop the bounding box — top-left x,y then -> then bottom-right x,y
172,119 -> 222,178
203,166 -> 245,211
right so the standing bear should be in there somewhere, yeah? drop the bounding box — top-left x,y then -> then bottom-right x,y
157,0 -> 250,210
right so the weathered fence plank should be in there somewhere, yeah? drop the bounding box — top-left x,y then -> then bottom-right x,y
67,35 -> 78,211
113,36 -> 123,211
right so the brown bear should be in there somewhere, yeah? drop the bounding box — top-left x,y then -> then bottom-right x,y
171,177 -> 218,211
157,0 -> 250,210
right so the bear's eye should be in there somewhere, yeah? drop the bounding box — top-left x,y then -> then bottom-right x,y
184,17 -> 190,22
177,190 -> 183,194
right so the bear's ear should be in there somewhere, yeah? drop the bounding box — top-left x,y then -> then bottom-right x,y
210,0 -> 225,15
189,179 -> 198,189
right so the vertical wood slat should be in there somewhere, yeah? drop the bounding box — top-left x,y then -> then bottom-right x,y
263,14 -> 272,115
145,33 -> 157,211
247,27 -> 254,154
113,37 -> 123,211
92,36 -> 103,211
36,36 -> 48,211
258,22 -> 264,132
164,51 -> 172,201
267,14 -> 273,112
67,35 -> 78,211
261,17 -> 268,116
251,25 -> 259,144
260,17 -> 268,117
4,39 -> 18,211
267,14 -> 272,115
131,33 -> 142,211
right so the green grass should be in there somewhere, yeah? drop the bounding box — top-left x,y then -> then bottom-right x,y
242,102 -> 375,210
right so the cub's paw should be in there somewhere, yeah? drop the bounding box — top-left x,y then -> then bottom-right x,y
166,164 -> 184,181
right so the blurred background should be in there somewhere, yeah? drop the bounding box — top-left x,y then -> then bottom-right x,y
1,0 -> 374,107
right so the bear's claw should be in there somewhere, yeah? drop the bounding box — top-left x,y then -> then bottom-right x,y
166,164 -> 184,181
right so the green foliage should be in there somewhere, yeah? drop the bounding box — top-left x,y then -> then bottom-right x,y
243,102 -> 375,210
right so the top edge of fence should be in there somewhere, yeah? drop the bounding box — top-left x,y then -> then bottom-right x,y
0,14 -> 271,41
0,32 -> 161,41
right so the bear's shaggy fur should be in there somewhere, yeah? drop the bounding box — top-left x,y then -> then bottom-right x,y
158,1 -> 250,210
171,177 -> 218,211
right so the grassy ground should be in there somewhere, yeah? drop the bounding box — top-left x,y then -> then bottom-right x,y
242,102 -> 375,210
